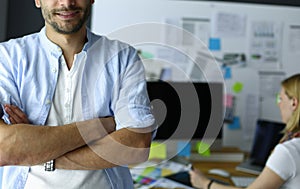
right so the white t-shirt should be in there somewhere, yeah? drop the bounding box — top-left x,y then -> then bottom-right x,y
266,138 -> 300,189
25,52 -> 111,189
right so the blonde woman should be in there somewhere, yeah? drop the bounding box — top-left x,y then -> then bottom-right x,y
189,73 -> 300,189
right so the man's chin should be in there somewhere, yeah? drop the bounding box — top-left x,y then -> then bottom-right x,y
54,24 -> 82,34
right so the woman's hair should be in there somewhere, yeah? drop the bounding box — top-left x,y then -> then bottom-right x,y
281,73 -> 300,133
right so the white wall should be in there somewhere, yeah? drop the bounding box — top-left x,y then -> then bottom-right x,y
91,0 -> 300,75
91,0 -> 300,151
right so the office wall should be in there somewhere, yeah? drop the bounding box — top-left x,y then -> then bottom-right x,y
91,0 -> 300,75
91,0 -> 300,81
91,0 -> 300,151
189,0 -> 300,6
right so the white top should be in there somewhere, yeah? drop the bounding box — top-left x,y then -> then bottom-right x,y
266,138 -> 300,189
24,52 -> 111,189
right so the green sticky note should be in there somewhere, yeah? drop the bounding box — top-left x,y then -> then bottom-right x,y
195,141 -> 211,157
141,166 -> 156,177
232,82 -> 244,93
140,51 -> 154,59
148,142 -> 167,160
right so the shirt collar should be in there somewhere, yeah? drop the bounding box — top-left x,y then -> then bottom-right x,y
39,27 -> 62,56
39,27 -> 92,55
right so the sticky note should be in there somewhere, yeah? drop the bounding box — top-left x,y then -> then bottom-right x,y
144,167 -> 161,179
177,141 -> 191,158
232,82 -> 243,93
140,51 -> 154,59
224,94 -> 234,108
161,168 -> 174,177
228,116 -> 241,130
209,38 -> 221,51
223,66 -> 232,79
148,142 -> 167,160
195,141 -> 211,157
140,167 -> 156,178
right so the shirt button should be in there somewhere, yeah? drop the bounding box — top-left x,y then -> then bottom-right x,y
52,68 -> 57,73
46,100 -> 51,105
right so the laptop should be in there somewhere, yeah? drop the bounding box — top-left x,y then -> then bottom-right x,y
236,119 -> 285,175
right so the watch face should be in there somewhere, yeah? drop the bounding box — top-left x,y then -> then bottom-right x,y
44,160 -> 55,171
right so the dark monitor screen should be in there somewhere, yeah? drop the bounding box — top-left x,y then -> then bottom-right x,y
147,81 -> 224,141
250,119 -> 285,166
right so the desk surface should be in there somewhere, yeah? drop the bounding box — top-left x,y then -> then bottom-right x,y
134,147 -> 257,188
150,161 -> 257,188
193,157 -> 257,185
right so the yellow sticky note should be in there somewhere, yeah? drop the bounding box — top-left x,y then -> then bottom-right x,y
148,142 -> 167,160
195,141 -> 211,157
161,168 -> 174,177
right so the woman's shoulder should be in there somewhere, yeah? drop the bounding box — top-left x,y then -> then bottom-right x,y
284,137 -> 300,145
278,137 -> 300,153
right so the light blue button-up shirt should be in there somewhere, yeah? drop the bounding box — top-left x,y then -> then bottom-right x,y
0,27 -> 155,189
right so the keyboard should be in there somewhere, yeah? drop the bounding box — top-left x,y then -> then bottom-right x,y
231,176 -> 256,187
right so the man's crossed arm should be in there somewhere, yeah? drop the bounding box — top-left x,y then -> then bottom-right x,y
0,104 -> 153,170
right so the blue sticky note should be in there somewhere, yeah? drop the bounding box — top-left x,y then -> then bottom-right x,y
209,38 -> 221,51
177,141 -> 191,158
223,66 -> 232,79
228,116 -> 241,130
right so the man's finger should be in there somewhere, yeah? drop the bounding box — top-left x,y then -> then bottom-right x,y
9,116 -> 17,124
4,104 -> 29,124
9,105 -> 28,121
5,106 -> 22,123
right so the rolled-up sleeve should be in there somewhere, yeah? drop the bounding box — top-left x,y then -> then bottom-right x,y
114,48 -> 155,130
0,52 -> 22,124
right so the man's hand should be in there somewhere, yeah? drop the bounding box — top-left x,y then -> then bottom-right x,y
4,104 -> 30,124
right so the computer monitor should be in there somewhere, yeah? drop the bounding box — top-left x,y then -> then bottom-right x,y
147,81 -> 224,145
250,119 -> 285,166
236,119 -> 285,174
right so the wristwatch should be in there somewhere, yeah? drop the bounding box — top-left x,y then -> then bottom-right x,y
44,160 -> 55,171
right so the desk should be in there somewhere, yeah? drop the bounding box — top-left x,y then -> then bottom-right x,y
148,161 -> 256,189
193,161 -> 257,186
190,147 -> 256,185
132,147 -> 257,188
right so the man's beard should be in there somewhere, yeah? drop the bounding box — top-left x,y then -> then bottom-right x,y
42,4 -> 91,34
